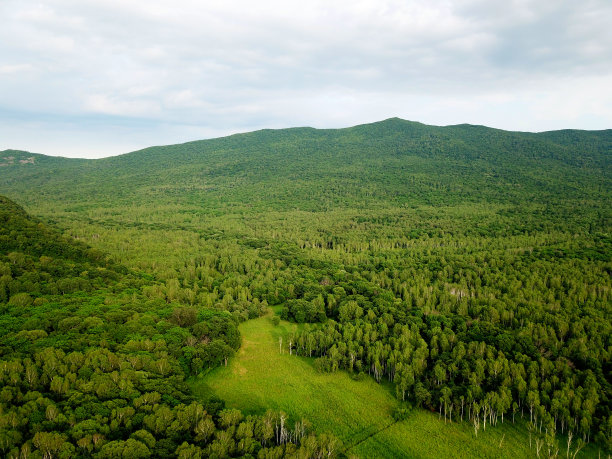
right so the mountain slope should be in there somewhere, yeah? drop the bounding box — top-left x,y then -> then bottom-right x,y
1,118 -> 610,213
0,195 -> 124,306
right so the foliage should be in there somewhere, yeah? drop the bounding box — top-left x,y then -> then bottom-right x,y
0,118 -> 610,456
0,197 -> 338,458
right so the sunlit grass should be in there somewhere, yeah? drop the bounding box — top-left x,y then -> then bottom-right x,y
191,312 -> 600,458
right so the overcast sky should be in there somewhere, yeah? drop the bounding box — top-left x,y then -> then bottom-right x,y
1,0 -> 611,158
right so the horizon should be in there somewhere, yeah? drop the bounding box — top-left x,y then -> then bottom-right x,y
3,117 -> 611,160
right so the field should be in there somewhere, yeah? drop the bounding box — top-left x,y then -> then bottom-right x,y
194,310 -> 570,458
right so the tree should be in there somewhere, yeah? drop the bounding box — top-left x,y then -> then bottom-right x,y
32,432 -> 65,459
176,442 -> 203,459
97,439 -> 150,458
414,382 -> 430,408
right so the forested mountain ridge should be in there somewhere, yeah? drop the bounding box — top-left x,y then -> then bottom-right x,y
1,118 -> 610,212
1,119 -> 610,457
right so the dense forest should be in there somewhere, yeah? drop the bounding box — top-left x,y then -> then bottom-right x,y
0,197 -> 340,458
0,118 -> 610,457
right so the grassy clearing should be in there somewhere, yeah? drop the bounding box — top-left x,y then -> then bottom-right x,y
191,313 -> 598,458
192,313 -> 396,444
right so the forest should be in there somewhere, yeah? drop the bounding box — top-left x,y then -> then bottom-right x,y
0,196 -> 341,458
0,118 -> 610,457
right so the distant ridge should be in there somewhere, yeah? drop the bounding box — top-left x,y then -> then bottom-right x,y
0,118 -> 609,212
2,118 -> 611,161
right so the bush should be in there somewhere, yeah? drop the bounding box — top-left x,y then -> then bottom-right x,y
392,404 -> 413,421
313,357 -> 332,373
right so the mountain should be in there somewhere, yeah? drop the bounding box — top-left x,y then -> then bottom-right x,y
1,118 -> 610,213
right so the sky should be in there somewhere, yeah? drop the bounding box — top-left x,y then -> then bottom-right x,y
1,0 -> 611,159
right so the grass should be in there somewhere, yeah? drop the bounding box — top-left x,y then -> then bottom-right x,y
191,312 -> 396,444
191,311 -> 600,458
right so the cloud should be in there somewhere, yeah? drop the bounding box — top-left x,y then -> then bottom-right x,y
0,64 -> 33,75
1,0 -> 611,157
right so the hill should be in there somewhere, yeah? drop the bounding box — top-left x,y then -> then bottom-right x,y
1,118 -> 610,212
0,194 -> 123,305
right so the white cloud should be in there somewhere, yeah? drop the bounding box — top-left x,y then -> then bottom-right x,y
84,94 -> 161,117
0,0 -> 611,158
0,64 -> 33,74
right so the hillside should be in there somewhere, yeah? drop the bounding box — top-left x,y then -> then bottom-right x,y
1,119 -> 610,212
0,196 -> 343,457
0,195 -> 123,305
1,119 -> 610,457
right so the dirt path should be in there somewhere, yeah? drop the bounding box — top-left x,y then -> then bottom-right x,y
342,419 -> 399,455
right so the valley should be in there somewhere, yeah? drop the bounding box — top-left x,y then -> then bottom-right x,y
0,119 -> 610,457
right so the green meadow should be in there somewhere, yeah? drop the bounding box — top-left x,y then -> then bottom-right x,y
193,311 -> 572,458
